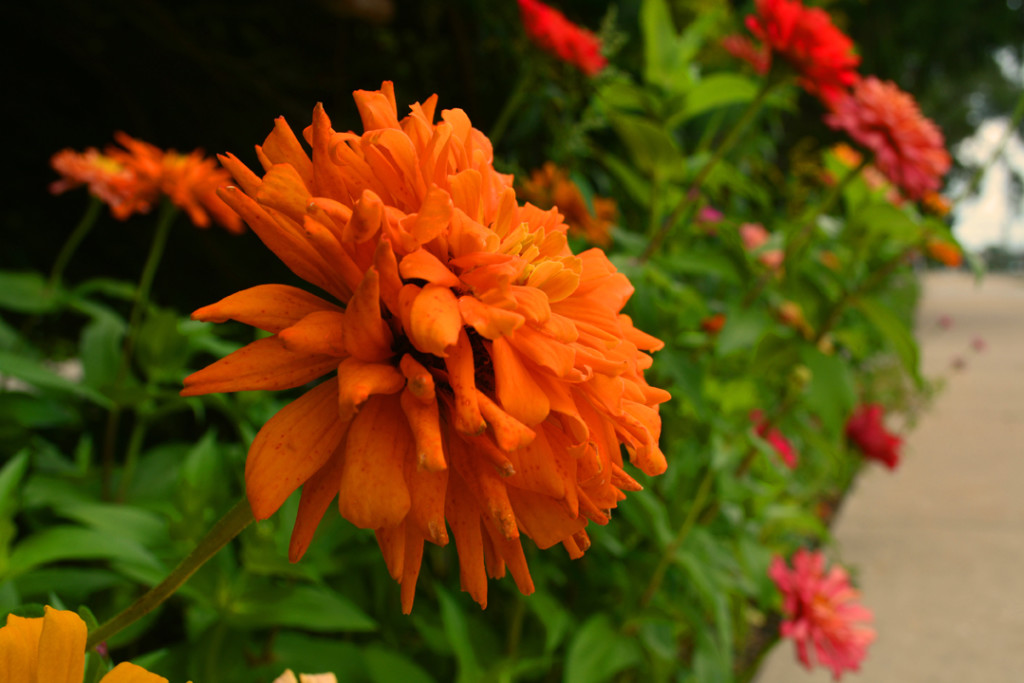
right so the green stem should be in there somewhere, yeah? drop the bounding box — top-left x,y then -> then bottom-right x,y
116,416 -> 148,502
813,249 -> 909,344
639,467 -> 715,608
785,157 -> 869,265
100,201 -> 178,499
489,67 -> 535,149
86,498 -> 254,650
640,79 -> 781,263
49,196 -> 104,289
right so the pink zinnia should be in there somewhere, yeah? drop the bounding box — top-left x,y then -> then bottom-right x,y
751,410 -> 798,468
770,549 -> 875,680
517,0 -> 607,76
845,404 -> 901,470
744,0 -> 860,103
826,77 -> 951,200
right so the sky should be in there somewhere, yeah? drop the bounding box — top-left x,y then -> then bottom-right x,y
952,118 -> 1024,252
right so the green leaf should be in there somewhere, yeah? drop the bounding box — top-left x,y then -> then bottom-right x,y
800,347 -> 857,437
855,296 -> 921,381
364,645 -> 437,683
564,614 -> 641,683
54,501 -> 168,545
79,314 -> 124,391
0,350 -> 113,408
607,112 -> 680,175
437,586 -> 483,683
716,308 -> 772,355
5,526 -> 158,580
230,584 -> 376,632
850,202 -> 922,245
0,451 -> 30,516
641,0 -> 688,90
671,73 -> 759,126
0,271 -> 60,313
136,309 -> 190,382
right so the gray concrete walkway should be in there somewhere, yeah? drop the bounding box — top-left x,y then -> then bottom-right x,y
756,271 -> 1024,683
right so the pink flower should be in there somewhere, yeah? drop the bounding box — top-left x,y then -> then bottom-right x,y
722,34 -> 771,74
759,248 -> 785,270
751,410 -> 798,468
845,404 -> 901,470
697,205 -> 724,224
770,549 -> 875,680
740,222 -> 769,250
971,337 -> 986,352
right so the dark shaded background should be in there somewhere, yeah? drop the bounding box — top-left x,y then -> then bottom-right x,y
5,0 -> 1021,310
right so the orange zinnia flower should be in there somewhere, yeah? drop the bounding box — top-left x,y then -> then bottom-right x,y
0,606 -> 176,682
109,134 -> 244,233
925,238 -> 962,268
519,162 -> 616,246
182,83 -> 669,612
49,147 -> 156,220
826,77 -> 951,200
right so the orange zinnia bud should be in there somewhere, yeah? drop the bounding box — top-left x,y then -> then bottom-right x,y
925,239 -> 962,267
182,83 -> 669,612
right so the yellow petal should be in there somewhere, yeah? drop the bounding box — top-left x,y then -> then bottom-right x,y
0,613 -> 44,683
100,662 -> 170,683
37,606 -> 86,683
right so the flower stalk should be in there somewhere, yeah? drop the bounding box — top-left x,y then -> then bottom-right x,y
86,498 -> 255,650
48,195 -> 104,290
640,78 -> 781,263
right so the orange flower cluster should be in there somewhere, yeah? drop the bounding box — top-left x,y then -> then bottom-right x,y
925,239 -> 962,268
826,77 -> 951,201
182,83 -> 669,612
826,143 -> 904,206
51,134 -> 242,233
517,0 -> 607,76
518,162 -> 616,246
743,0 -> 860,103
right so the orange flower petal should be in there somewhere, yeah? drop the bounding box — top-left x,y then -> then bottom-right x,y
399,354 -> 436,401
506,487 -> 587,550
375,523 -> 406,581
259,116 -> 315,187
399,525 -> 427,614
337,394 -> 413,529
37,606 -> 86,683
399,248 -> 461,287
409,284 -> 462,357
444,472 -> 489,608
508,326 -> 578,379
289,445 -> 346,562
443,329 -> 487,434
337,357 -> 406,421
346,189 -> 384,243
191,284 -> 341,334
245,378 -> 349,519
279,310 -> 347,356
400,388 -> 447,472
100,662 -> 170,683
491,336 -> 551,426
404,449 -> 449,544
458,296 -> 525,340
449,434 -> 517,540
475,390 -> 535,452
373,240 -> 403,317
181,336 -> 338,396
407,186 -> 454,246
342,267 -> 394,362
0,614 -> 44,682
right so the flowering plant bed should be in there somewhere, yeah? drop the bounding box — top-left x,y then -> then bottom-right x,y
0,1 -> 983,681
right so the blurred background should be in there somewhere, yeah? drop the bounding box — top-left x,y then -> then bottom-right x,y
5,0 -> 1023,298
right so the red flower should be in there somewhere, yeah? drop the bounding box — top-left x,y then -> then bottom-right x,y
751,410 -> 798,468
826,77 -> 951,200
701,313 -> 727,335
517,0 -> 607,76
50,147 -> 157,220
744,0 -> 860,103
770,549 -> 875,680
722,34 -> 770,75
845,404 -> 901,469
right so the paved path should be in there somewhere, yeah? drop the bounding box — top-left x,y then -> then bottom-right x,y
756,271 -> 1024,683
